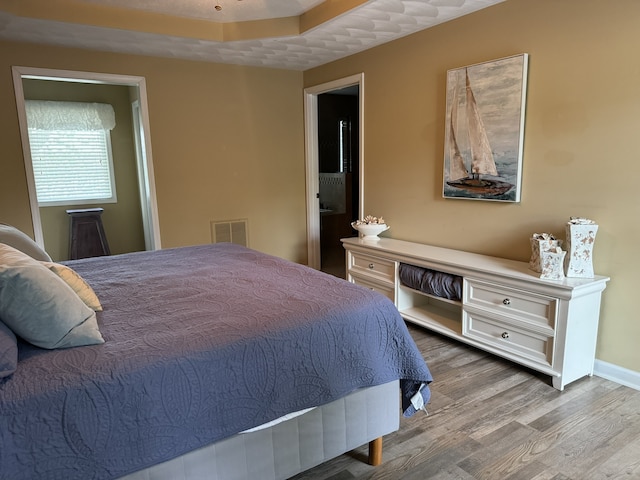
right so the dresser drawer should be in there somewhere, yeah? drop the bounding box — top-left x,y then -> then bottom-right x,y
351,275 -> 395,302
464,279 -> 557,330
348,252 -> 396,285
463,311 -> 554,367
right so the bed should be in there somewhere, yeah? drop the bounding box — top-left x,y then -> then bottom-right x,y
0,233 -> 432,480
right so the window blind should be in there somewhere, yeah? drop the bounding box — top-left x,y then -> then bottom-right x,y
28,129 -> 115,204
25,100 -> 117,206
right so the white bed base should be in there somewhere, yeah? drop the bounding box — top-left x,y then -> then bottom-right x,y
119,380 -> 400,480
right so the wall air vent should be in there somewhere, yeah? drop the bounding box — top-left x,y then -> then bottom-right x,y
210,219 -> 248,247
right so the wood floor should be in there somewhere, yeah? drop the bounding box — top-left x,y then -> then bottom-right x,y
292,324 -> 640,480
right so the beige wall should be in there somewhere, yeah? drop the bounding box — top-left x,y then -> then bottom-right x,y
0,40 -> 307,263
303,0 -> 640,373
22,79 -> 146,261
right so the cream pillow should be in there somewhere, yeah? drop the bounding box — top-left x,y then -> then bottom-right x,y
0,224 -> 52,261
0,243 -> 104,349
41,262 -> 103,312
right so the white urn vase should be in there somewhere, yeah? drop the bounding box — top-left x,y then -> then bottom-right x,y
564,219 -> 598,278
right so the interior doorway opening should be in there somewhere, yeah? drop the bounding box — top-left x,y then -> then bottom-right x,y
304,73 -> 364,276
317,86 -> 360,278
11,66 -> 161,259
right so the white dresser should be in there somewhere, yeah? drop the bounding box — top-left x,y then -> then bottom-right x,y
342,237 -> 609,390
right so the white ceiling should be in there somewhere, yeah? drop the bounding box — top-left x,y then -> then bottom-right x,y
0,0 -> 505,71
80,0 -> 327,23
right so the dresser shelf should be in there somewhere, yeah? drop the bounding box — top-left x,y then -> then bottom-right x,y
342,237 -> 609,391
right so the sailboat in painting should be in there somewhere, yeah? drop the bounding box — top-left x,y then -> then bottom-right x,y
446,69 -> 513,196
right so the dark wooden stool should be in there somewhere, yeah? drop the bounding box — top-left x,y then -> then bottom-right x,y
66,208 -> 111,260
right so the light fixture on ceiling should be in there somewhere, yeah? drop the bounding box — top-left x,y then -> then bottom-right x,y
214,0 -> 243,12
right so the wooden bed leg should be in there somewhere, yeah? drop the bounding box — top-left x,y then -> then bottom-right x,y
368,437 -> 383,466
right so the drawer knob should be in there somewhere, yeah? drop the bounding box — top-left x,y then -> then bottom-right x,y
368,263 -> 375,269
501,332 -> 510,339
502,298 -> 511,305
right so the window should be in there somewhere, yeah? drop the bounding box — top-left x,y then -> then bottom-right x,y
26,100 -> 117,206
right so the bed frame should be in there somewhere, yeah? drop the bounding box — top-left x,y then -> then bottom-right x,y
119,380 -> 400,480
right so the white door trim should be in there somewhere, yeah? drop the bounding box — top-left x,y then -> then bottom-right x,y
304,73 -> 364,270
11,66 -> 161,250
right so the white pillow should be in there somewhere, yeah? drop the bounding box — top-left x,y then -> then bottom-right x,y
0,224 -> 51,261
0,243 -> 104,349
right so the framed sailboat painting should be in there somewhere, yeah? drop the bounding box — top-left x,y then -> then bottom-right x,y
443,54 -> 529,202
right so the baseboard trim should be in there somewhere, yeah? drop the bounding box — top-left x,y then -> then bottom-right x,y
594,359 -> 640,391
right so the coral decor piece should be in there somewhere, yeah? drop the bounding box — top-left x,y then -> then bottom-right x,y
353,215 -> 385,226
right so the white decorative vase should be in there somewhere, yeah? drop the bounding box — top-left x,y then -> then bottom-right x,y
529,235 -> 562,273
564,222 -> 598,278
539,248 -> 566,280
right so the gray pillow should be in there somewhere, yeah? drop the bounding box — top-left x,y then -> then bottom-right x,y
0,224 -> 51,261
0,243 -> 104,349
0,320 -> 17,379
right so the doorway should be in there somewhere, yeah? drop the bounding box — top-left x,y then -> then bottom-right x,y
11,66 -> 161,256
304,74 -> 364,276
317,87 -> 359,278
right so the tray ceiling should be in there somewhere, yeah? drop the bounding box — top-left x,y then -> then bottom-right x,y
0,0 -> 505,70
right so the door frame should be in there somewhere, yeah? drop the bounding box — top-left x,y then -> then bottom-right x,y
304,73 -> 364,270
131,99 -> 154,251
11,66 -> 161,250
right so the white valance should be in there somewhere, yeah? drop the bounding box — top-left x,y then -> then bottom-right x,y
25,100 -> 116,131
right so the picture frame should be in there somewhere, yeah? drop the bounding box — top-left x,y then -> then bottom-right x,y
442,54 -> 529,202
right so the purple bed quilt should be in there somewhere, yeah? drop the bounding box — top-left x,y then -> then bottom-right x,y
0,243 -> 432,479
